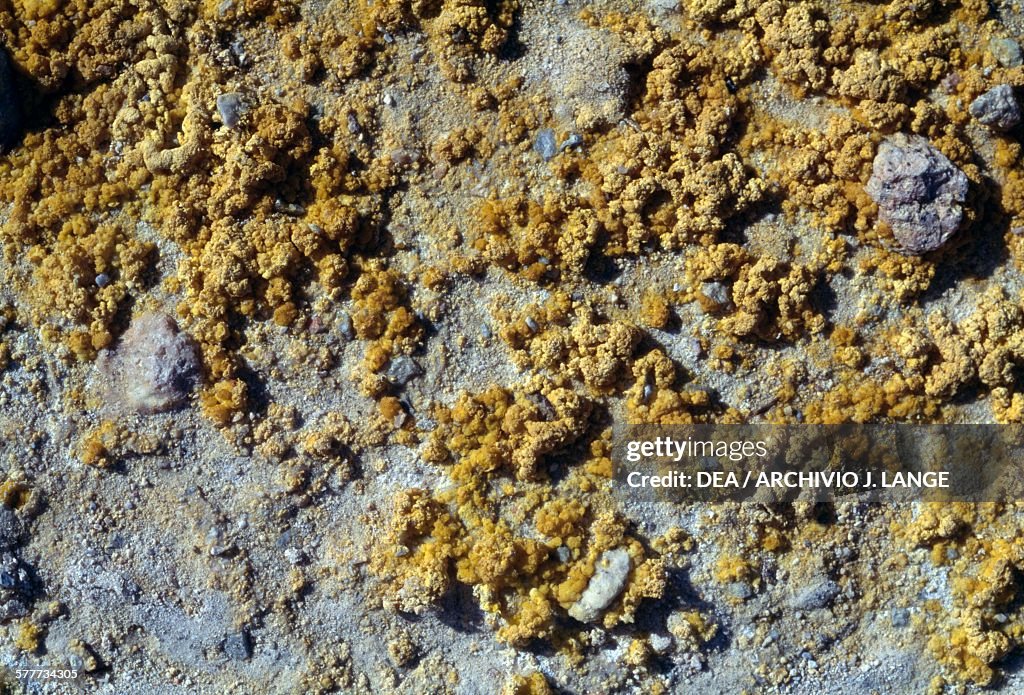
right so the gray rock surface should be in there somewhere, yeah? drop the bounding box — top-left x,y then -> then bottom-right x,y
865,134 -> 969,254
969,84 -> 1021,131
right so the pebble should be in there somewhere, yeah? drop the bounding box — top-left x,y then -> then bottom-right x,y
865,133 -> 968,254
701,281 -> 731,309
891,607 -> 910,627
95,273 -> 111,288
568,548 -> 631,622
390,149 -> 419,166
990,37 -> 1023,68
969,84 -> 1021,131
0,49 -> 21,151
339,312 -> 355,340
386,356 -> 423,387
223,630 -> 252,661
524,316 -> 539,333
103,313 -> 201,414
940,72 -> 961,94
789,576 -> 841,610
560,133 -> 584,152
216,93 -> 246,129
649,633 -> 673,655
533,128 -> 558,161
727,581 -> 753,600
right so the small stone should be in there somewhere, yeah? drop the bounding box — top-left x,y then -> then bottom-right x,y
0,49 -> 21,151
790,577 -> 841,610
390,149 -> 419,166
223,630 -> 252,661
700,281 -> 731,308
940,72 -> 961,95
339,312 -> 355,340
568,548 -> 631,622
95,273 -> 111,288
216,93 -> 246,129
386,356 -> 423,387
727,581 -> 753,600
865,134 -> 969,255
969,84 -> 1021,131
891,607 -> 910,627
525,392 -> 557,420
560,133 -> 584,152
555,546 -> 571,563
649,633 -> 673,655
534,128 -> 557,161
100,313 -> 201,414
990,37 -> 1023,68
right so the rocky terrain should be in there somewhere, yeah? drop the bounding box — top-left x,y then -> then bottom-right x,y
1,0 -> 1024,693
